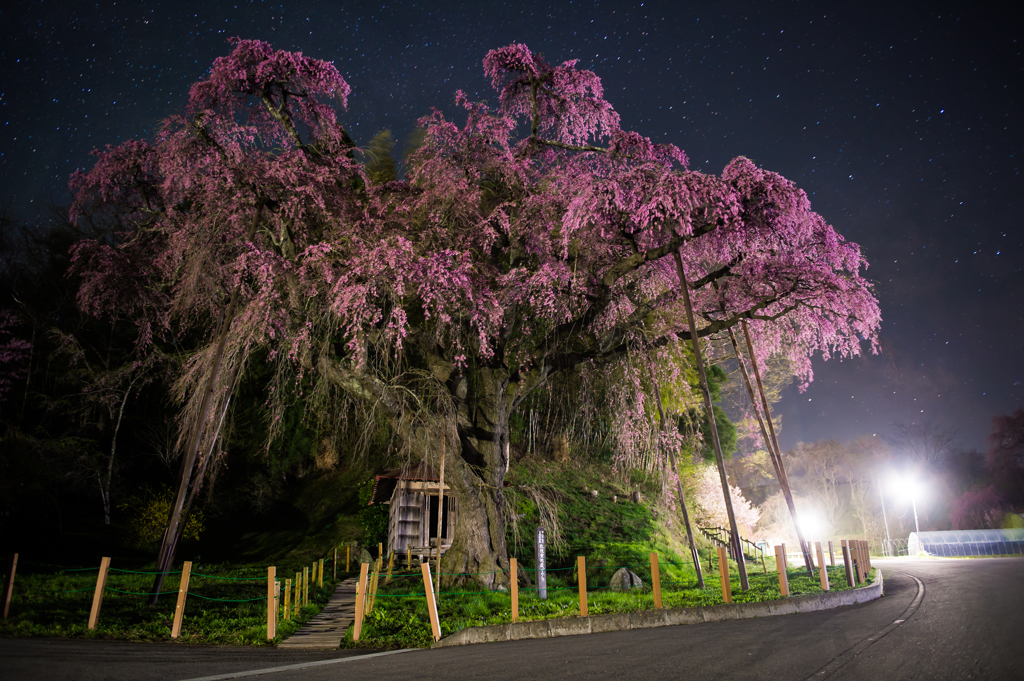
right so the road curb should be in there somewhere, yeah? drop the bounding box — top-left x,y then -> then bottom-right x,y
432,570 -> 883,648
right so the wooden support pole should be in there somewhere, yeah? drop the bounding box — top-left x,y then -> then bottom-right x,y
346,546 -> 350,573
717,546 -> 732,603
353,563 -> 369,641
816,542 -> 830,591
774,546 -> 789,597
88,557 -> 111,631
841,540 -> 855,587
303,566 -> 309,605
828,540 -> 836,567
421,562 -> 441,642
2,553 -> 17,619
319,559 -> 324,588
577,556 -> 588,617
266,566 -> 277,640
650,553 -> 663,610
283,578 -> 291,620
510,558 -> 519,622
170,560 -> 191,638
675,252 -> 748,592
385,551 -> 395,584
378,543 -> 383,561
333,548 -> 337,580
407,547 -> 411,569
294,572 -> 301,617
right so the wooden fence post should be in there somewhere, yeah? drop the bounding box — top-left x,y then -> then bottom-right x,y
353,563 -> 369,641
406,547 -> 411,569
370,557 -> 382,610
283,578 -> 291,620
650,553 -> 662,609
828,540 -> 836,567
319,559 -> 324,588
717,546 -> 732,603
385,551 -> 395,584
774,546 -> 789,597
294,572 -> 301,616
303,566 -> 309,605
421,562 -> 441,642
266,566 -> 277,640
577,556 -> 588,617
510,558 -> 519,622
334,548 -> 337,580
346,546 -> 351,573
170,560 -> 191,638
841,540 -> 855,586
378,542 -> 383,561
88,557 -> 111,631
2,553 -> 17,619
815,542 -> 829,591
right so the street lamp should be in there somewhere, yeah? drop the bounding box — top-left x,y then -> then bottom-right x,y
890,474 -> 922,535
878,479 -> 892,556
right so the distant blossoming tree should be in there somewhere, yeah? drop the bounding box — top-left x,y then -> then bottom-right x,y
70,40 -> 880,587
693,463 -> 761,530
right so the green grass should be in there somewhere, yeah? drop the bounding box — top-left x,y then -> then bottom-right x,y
0,559 -> 352,645
346,560 -> 875,650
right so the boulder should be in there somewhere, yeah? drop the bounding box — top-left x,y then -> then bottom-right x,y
609,567 -> 643,592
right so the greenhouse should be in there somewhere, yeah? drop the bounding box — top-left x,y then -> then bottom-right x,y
908,529 -> 1024,557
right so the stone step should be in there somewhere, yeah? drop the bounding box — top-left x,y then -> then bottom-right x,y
278,578 -> 359,650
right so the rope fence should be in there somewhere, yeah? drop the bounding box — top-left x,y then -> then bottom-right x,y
0,547 -> 359,640
341,538 -> 876,645
1,539 -> 875,645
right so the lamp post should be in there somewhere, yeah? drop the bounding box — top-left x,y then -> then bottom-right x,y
910,488 -> 921,535
878,479 -> 892,556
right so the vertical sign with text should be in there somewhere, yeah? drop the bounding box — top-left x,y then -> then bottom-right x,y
535,525 -> 547,600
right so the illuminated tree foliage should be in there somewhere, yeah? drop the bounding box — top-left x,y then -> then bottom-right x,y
70,40 -> 880,586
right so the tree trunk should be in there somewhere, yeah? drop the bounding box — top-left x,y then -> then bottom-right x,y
150,204 -> 263,604
101,376 -> 138,525
436,365 -> 511,589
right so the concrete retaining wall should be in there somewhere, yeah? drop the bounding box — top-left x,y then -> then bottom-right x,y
433,570 -> 883,648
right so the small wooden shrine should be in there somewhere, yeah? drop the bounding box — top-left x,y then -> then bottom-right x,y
368,463 -> 458,561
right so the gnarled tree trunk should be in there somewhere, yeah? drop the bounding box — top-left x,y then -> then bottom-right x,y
441,365 -> 511,588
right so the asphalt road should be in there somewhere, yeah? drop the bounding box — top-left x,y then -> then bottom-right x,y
2,558 -> 1021,681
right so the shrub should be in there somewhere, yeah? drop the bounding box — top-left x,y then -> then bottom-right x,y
119,485 -> 205,547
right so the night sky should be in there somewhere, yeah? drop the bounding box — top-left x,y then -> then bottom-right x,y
2,1 -> 1021,453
